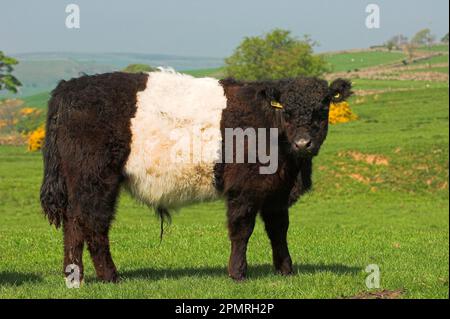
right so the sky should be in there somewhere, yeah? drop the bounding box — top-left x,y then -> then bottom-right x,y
1,0 -> 448,57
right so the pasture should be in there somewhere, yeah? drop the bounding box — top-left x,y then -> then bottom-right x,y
322,50 -> 406,72
0,83 -> 448,298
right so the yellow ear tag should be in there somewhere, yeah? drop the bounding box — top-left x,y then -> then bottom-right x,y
270,101 -> 283,109
334,93 -> 341,99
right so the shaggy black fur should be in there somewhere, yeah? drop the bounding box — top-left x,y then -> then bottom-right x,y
40,72 -> 148,282
215,77 -> 352,280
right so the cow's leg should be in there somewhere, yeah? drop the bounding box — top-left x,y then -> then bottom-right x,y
84,224 -> 118,283
227,196 -> 258,281
80,174 -> 121,283
62,214 -> 85,283
84,176 -> 120,282
261,205 -> 293,275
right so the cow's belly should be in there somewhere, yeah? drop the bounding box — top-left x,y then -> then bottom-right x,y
124,128 -> 222,209
123,71 -> 226,209
124,159 -> 220,209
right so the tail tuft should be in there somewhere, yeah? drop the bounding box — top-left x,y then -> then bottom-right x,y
156,206 -> 171,243
40,90 -> 68,228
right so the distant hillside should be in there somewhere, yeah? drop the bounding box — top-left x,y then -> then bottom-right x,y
22,92 -> 51,109
3,52 -> 224,97
3,45 -> 446,99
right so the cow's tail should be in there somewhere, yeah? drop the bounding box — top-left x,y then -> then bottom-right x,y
156,206 -> 171,243
40,86 -> 68,228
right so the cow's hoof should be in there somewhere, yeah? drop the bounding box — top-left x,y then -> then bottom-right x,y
107,274 -> 120,283
275,258 -> 293,276
228,269 -> 247,282
276,263 -> 293,276
277,269 -> 294,276
229,274 -> 246,282
98,270 -> 120,283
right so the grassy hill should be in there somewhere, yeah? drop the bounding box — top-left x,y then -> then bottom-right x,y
5,59 -> 115,97
322,50 -> 406,72
417,44 -> 449,52
179,47 -> 449,79
415,54 -> 448,65
21,92 -> 51,110
182,50 -> 410,78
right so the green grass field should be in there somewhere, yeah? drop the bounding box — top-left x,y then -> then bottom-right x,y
323,51 -> 406,72
0,85 -> 448,298
418,44 -> 449,52
415,54 -> 449,65
352,79 -> 448,91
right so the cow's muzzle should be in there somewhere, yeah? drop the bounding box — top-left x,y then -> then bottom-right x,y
292,136 -> 315,156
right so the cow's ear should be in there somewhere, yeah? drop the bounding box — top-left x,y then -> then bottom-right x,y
329,79 -> 353,103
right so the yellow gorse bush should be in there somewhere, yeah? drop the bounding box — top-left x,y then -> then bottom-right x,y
20,107 -> 40,116
329,101 -> 358,124
28,126 -> 45,152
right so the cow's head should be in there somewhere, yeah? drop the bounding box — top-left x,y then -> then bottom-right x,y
259,77 -> 352,158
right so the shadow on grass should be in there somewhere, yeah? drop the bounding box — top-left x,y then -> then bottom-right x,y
0,271 -> 42,286
120,263 -> 361,281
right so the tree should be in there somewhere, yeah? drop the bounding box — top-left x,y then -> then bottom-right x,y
385,40 -> 395,51
442,32 -> 449,44
411,28 -> 435,46
224,29 -> 328,81
0,51 -> 22,94
122,63 -> 156,73
386,34 -> 408,50
403,42 -> 417,61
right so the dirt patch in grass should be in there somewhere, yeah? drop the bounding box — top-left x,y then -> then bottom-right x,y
349,173 -> 371,184
347,289 -> 404,299
319,147 -> 448,194
339,151 -> 389,166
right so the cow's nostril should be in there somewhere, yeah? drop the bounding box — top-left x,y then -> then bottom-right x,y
295,138 -> 312,151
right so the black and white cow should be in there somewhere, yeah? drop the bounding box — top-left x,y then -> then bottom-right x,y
40,69 -> 352,282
